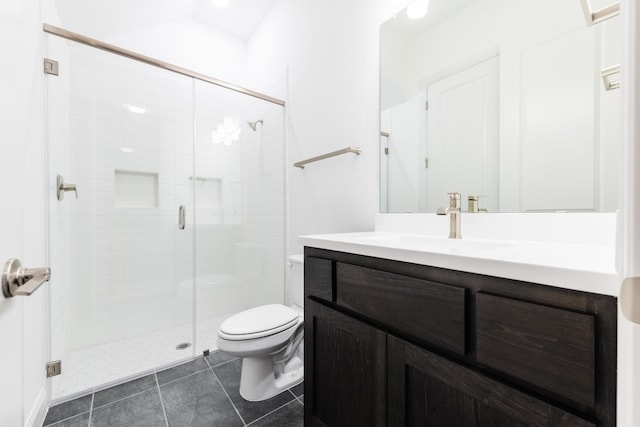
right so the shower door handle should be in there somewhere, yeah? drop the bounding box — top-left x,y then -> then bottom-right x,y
178,205 -> 186,230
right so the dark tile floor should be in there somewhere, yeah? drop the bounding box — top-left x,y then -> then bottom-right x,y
43,351 -> 304,427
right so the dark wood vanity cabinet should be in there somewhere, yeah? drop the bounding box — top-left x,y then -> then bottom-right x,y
304,248 -> 617,427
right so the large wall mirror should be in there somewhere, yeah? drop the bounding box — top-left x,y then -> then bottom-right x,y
380,0 -> 621,213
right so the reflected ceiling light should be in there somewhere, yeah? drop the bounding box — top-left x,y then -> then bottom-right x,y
121,147 -> 134,153
126,105 -> 146,114
212,116 -> 241,145
211,0 -> 229,8
406,0 -> 429,19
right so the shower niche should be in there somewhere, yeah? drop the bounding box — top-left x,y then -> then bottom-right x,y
114,170 -> 159,208
46,30 -> 285,401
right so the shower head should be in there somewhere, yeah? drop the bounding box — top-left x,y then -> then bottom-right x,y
247,120 -> 263,131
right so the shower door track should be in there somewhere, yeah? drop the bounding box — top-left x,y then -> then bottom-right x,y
43,23 -> 286,107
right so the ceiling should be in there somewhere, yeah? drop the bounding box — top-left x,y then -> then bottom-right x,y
383,0 -> 478,40
51,0 -> 279,41
192,0 -> 279,40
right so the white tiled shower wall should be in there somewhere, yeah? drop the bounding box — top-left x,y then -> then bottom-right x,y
48,37 -> 196,354
240,89 -> 287,307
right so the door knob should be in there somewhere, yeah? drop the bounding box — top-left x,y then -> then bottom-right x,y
2,258 -> 51,298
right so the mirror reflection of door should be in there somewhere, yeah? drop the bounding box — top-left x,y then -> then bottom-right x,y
423,56 -> 499,213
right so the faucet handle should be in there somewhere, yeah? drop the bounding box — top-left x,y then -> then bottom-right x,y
468,195 -> 487,213
447,192 -> 461,209
56,174 -> 79,201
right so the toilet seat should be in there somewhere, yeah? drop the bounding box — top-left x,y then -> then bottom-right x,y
219,304 -> 300,341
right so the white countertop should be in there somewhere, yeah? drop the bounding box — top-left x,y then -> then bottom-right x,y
299,231 -> 618,296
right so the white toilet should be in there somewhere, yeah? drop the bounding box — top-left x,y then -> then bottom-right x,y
216,254 -> 304,401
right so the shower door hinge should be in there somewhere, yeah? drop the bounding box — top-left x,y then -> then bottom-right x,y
44,58 -> 59,76
425,101 -> 429,110
384,147 -> 389,155
46,360 -> 62,378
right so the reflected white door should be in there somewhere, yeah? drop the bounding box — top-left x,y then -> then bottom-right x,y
424,57 -> 499,213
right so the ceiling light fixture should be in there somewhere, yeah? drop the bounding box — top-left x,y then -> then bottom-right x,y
406,0 -> 429,19
211,0 -> 229,8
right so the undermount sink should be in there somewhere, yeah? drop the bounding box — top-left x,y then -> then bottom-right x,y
353,233 -> 514,253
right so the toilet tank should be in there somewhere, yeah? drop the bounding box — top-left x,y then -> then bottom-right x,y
287,254 -> 304,308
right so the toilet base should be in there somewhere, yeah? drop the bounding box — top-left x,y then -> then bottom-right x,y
239,355 -> 304,402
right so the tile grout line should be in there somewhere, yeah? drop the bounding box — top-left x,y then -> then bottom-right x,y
206,359 -> 248,427
292,391 -> 304,406
91,385 -> 158,411
246,399 -> 298,426
87,393 -> 94,427
46,410 -> 91,427
157,365 -> 211,387
288,385 -> 304,406
44,394 -> 94,427
154,372 -> 170,427
204,355 -> 239,369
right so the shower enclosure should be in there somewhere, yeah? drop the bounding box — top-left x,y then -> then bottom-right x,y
45,28 -> 286,401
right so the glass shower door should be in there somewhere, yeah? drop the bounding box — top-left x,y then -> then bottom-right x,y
192,80 -> 286,354
46,34 -> 196,400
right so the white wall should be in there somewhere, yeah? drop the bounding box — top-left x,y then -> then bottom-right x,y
380,23 -> 411,111
245,0 -> 410,256
0,0 -> 48,426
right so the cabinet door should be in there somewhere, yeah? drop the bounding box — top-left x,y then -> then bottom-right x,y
305,300 -> 386,427
387,335 -> 595,427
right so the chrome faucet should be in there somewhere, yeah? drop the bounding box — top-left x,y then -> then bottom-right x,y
436,192 -> 462,239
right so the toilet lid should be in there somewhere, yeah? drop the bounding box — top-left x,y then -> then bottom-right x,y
219,304 -> 300,340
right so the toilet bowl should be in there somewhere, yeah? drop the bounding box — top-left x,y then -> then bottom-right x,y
216,255 -> 304,402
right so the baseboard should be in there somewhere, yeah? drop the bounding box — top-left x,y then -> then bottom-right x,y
25,387 -> 48,427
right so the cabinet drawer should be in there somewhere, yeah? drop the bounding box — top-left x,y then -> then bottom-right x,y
336,263 -> 466,355
476,293 -> 595,408
304,256 -> 334,301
